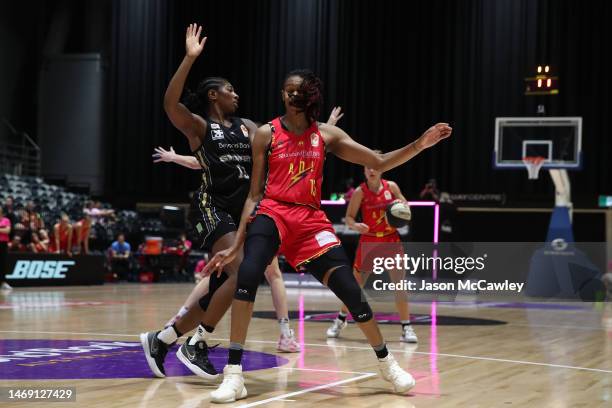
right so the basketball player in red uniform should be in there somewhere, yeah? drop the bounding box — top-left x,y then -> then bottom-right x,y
50,213 -> 73,255
74,214 -> 92,254
205,69 -> 451,402
327,161 -> 417,342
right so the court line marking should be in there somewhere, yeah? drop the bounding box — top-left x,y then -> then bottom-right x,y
236,372 -> 377,408
278,367 -> 374,375
1,330 -> 610,374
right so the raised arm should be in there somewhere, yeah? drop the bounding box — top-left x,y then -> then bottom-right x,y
322,122 -> 452,172
205,125 -> 272,274
164,24 -> 208,151
153,146 -> 201,169
345,187 -> 369,234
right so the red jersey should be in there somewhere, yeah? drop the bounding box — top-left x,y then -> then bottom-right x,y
77,219 -> 91,242
360,179 -> 397,237
263,117 -> 325,208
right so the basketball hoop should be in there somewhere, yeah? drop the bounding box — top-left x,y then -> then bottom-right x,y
522,156 -> 546,179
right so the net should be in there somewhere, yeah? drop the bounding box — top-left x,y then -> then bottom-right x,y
522,156 -> 546,179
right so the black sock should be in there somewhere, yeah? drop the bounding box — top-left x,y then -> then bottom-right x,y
228,343 -> 244,365
401,321 -> 411,330
172,323 -> 183,337
202,324 -> 215,333
337,312 -> 347,322
373,343 -> 389,359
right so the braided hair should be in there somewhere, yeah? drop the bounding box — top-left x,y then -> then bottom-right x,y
183,77 -> 229,117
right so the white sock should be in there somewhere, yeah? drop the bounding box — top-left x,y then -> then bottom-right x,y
157,326 -> 178,344
188,324 -> 212,345
279,318 -> 291,336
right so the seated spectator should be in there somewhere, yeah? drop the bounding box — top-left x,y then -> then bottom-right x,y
25,201 -> 45,231
177,232 -> 192,255
38,229 -> 51,248
0,206 -> 12,290
8,236 -> 26,252
85,201 -> 116,225
28,232 -> 48,253
110,233 -> 131,280
50,213 -> 73,255
74,214 -> 93,254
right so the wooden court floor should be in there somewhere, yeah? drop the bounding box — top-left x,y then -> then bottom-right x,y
1,284 -> 611,407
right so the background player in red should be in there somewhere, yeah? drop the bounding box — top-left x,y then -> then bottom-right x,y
205,69 -> 451,403
50,213 -> 73,255
327,158 -> 417,343
74,213 -> 92,254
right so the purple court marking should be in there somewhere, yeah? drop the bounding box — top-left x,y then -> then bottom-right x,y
0,339 -> 287,380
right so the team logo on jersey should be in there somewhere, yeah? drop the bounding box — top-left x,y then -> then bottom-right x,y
310,133 -> 319,147
240,124 -> 249,138
211,130 -> 225,140
210,123 -> 221,129
384,191 -> 392,200
298,140 -> 304,147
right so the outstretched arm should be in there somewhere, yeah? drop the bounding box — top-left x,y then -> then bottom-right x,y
322,122 -> 452,172
164,23 -> 208,151
152,146 -> 201,169
204,125 -> 272,275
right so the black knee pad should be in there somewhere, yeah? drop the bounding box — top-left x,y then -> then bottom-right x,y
324,264 -> 374,323
233,215 -> 280,303
199,271 -> 229,311
306,246 -> 349,282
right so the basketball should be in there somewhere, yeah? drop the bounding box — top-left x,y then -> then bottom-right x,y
385,201 -> 411,227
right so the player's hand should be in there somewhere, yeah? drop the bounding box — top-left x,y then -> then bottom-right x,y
185,24 -> 207,58
203,248 -> 237,277
152,146 -> 176,163
416,123 -> 452,150
352,223 -> 370,234
327,106 -> 344,126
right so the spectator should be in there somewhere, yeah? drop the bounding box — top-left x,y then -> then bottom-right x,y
38,229 -> 51,249
0,206 -> 11,291
85,201 -> 116,225
74,214 -> 93,254
110,233 -> 131,280
28,232 -> 48,253
50,213 -> 73,255
8,236 -> 26,252
177,232 -> 192,255
419,178 -> 441,202
24,201 -> 45,232
12,206 -> 28,238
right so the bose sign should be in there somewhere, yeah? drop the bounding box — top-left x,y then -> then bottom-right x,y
5,260 -> 76,280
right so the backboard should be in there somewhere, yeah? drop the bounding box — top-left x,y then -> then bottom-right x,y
494,117 -> 582,169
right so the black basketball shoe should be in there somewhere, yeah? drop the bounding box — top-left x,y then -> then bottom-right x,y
140,331 -> 170,378
176,338 -> 220,380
